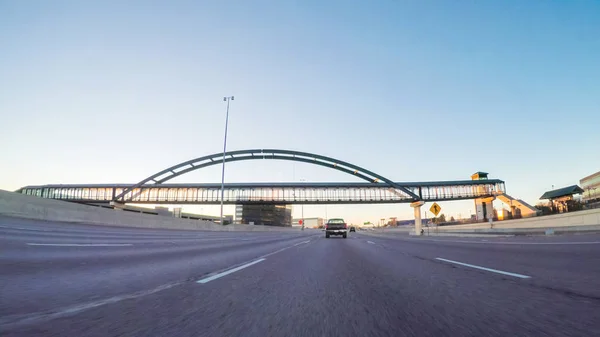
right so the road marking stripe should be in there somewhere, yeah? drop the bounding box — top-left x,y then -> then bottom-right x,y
2,237 -> 317,328
197,258 -> 266,284
485,241 -> 600,245
196,238 -> 313,284
0,225 -> 52,232
367,241 -> 375,244
435,258 -> 531,279
422,239 -> 600,245
27,243 -> 133,247
0,281 -> 183,328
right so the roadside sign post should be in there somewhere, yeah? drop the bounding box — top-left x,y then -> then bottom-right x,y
429,203 -> 442,233
430,202 -> 442,217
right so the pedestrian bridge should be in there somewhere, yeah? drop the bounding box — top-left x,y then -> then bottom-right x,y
18,180 -> 505,205
17,149 -> 505,205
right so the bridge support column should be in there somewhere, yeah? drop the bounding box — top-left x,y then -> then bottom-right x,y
474,197 -> 495,222
110,201 -> 126,210
410,201 -> 425,236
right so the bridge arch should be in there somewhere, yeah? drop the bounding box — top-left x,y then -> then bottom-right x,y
113,149 -> 420,202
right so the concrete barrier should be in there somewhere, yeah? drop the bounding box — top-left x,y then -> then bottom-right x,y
0,190 -> 297,232
437,209 -> 600,230
366,209 -> 600,236
402,208 -> 600,236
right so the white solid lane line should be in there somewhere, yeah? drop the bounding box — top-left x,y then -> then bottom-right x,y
435,258 -> 531,279
0,281 -> 184,329
367,241 -> 376,244
27,243 -> 133,247
0,225 -> 53,232
422,239 -> 600,245
197,258 -> 266,284
4,238 -> 314,328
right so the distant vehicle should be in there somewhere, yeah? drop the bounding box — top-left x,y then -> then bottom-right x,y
325,218 -> 348,239
349,226 -> 356,232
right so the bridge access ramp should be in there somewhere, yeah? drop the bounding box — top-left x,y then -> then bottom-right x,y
496,193 -> 538,217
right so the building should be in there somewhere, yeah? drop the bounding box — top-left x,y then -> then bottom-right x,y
540,185 -> 584,213
235,204 -> 292,226
581,171 -> 600,204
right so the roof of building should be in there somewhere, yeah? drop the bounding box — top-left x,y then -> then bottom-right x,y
470,172 -> 489,180
580,170 -> 600,183
540,185 -> 584,200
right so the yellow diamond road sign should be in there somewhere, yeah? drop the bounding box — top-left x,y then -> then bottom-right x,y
430,203 -> 441,216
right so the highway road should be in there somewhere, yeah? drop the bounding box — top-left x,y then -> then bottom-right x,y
2,216 -> 600,336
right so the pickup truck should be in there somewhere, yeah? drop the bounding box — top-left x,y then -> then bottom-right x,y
325,218 -> 348,239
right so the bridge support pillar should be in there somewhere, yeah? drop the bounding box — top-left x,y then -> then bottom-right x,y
110,201 -> 126,210
410,201 -> 425,236
474,197 -> 495,222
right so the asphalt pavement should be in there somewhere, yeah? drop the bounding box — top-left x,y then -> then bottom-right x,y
2,216 -> 600,336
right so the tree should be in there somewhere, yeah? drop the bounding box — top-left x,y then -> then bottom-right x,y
535,203 -> 553,215
450,216 -> 455,222
431,213 -> 447,225
566,199 -> 583,212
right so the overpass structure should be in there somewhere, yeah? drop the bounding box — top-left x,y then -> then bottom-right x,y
18,180 -> 505,205
16,148 -> 509,235
17,149 -> 505,204
18,179 -> 504,204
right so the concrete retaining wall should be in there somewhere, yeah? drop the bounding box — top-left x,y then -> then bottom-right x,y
436,208 -> 600,231
414,209 -> 600,235
0,190 -> 296,232
369,209 -> 600,236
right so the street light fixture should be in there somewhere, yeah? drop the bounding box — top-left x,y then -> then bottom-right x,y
220,96 -> 234,226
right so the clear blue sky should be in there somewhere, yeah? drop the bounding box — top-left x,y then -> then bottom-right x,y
1,1 -> 599,224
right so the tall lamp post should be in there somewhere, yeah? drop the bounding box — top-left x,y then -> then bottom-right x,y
300,179 -> 306,229
220,96 -> 234,225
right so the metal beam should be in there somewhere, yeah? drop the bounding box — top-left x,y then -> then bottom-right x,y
113,149 -> 421,202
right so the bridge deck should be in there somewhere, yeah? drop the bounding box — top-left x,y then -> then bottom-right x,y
18,180 -> 505,205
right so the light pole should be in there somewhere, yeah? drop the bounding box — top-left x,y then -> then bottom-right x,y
220,96 -> 234,225
300,179 -> 305,229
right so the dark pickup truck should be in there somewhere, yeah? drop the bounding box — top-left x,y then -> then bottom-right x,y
325,218 -> 348,239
